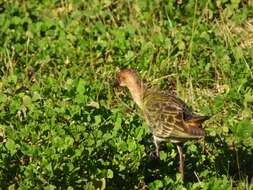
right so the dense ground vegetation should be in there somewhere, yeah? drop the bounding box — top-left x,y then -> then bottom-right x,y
0,0 -> 253,189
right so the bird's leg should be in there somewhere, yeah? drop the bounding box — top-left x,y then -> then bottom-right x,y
152,136 -> 160,160
176,144 -> 184,180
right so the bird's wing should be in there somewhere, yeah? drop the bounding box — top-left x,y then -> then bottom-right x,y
143,92 -> 205,141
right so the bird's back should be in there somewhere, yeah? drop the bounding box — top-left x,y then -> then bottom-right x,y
142,91 -> 207,143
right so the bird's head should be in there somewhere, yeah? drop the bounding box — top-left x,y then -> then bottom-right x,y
116,69 -> 140,87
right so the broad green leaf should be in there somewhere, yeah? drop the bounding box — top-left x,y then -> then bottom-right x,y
135,127 -> 144,141
148,180 -> 163,190
44,185 -> 56,190
76,79 -> 86,94
32,92 -> 41,102
6,139 -> 16,155
106,169 -> 113,179
127,138 -> 136,152
94,115 -> 101,125
65,136 -> 74,147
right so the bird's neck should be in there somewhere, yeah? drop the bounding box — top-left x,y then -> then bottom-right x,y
127,80 -> 145,109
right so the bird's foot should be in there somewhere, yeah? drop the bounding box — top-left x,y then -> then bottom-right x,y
149,151 -> 161,168
150,151 -> 161,161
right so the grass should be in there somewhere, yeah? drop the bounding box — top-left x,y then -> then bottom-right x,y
0,0 -> 253,189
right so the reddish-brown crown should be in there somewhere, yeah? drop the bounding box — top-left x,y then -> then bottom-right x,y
116,69 -> 139,87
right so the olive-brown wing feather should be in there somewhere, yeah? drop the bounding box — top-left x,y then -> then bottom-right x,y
143,92 -> 205,140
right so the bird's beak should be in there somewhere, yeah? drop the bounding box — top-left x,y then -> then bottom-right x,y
112,78 -> 119,88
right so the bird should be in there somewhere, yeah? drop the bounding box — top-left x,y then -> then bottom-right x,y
116,68 -> 209,180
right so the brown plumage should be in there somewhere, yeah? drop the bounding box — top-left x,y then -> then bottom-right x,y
116,68 -> 209,179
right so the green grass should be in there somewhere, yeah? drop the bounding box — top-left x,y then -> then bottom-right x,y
0,0 -> 253,189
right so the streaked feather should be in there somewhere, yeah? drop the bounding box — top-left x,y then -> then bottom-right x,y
143,91 -> 206,142
117,68 -> 209,178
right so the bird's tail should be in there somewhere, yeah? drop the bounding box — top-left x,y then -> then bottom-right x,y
185,115 -> 209,128
184,115 -> 209,137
